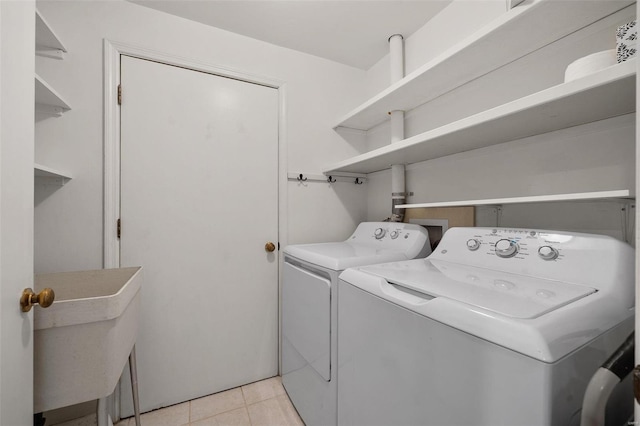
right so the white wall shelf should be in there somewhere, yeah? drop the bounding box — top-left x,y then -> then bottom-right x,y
35,73 -> 71,117
324,59 -> 636,175
397,190 -> 632,209
334,0 -> 634,131
35,163 -> 72,186
35,9 -> 67,60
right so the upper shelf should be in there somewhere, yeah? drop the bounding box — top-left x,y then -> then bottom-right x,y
35,9 -> 67,60
324,58 -> 636,175
334,0 -> 635,131
35,74 -> 71,118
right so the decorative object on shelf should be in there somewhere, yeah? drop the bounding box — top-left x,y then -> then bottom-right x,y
564,50 -> 616,82
616,20 -> 637,63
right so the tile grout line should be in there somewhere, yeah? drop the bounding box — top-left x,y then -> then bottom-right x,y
241,386 -> 255,426
189,386 -> 253,426
245,404 -> 253,426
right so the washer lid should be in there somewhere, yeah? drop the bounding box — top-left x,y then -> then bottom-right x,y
361,259 -> 597,319
284,242 -> 410,271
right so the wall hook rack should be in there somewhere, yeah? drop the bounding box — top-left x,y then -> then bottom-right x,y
287,172 -> 366,185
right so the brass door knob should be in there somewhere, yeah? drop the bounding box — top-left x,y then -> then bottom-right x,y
21,288 -> 55,312
265,242 -> 276,252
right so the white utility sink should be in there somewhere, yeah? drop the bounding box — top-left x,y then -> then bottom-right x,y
33,267 -> 143,413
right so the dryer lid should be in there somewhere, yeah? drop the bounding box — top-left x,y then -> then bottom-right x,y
284,242 -> 411,271
360,258 -> 597,319
283,222 -> 432,270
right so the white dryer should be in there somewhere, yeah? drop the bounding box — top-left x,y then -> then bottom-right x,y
282,222 -> 431,426
338,227 -> 634,426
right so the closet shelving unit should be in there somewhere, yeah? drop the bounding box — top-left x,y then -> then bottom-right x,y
34,9 -> 72,185
34,163 -> 72,186
324,0 -> 636,208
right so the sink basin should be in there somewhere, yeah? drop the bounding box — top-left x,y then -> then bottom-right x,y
33,267 -> 143,413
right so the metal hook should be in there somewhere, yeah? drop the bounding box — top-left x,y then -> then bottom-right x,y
355,178 -> 363,185
327,176 -> 336,183
297,173 -> 307,182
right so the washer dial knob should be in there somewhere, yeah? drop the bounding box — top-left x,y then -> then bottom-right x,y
390,230 -> 400,239
466,239 -> 481,251
538,245 -> 559,261
494,239 -> 518,258
374,228 -> 386,239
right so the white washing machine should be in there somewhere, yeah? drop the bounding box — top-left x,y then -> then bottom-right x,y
338,227 -> 634,426
282,222 -> 432,426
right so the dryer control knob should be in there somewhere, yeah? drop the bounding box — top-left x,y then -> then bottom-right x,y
390,230 -> 400,239
495,239 -> 518,258
466,239 -> 481,251
374,228 -> 386,239
538,245 -> 559,261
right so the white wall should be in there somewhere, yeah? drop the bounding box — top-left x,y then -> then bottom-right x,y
364,2 -> 636,238
34,0 -> 368,274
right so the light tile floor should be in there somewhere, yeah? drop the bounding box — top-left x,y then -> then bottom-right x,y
53,377 -> 304,426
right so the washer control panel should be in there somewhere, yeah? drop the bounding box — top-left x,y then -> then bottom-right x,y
456,228 -> 567,263
347,222 -> 433,259
429,227 -> 634,293
351,223 -> 423,243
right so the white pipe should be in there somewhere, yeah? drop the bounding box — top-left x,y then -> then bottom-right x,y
390,110 -> 404,143
389,34 -> 406,222
392,164 -> 405,195
389,34 -> 404,84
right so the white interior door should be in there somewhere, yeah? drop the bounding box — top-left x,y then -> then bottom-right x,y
119,55 -> 279,414
0,2 -> 35,425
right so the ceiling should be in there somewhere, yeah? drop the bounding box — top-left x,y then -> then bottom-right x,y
128,1 -> 452,70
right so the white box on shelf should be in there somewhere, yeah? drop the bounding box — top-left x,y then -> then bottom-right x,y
564,50 -> 616,82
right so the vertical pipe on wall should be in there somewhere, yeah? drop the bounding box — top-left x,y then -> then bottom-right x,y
389,34 -> 406,222
390,110 -> 405,143
389,34 -> 404,84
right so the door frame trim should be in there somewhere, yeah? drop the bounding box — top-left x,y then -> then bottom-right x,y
103,39 -> 287,270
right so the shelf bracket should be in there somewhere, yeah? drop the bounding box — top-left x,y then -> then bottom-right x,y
36,46 -> 65,60
35,103 -> 66,118
35,176 -> 70,187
